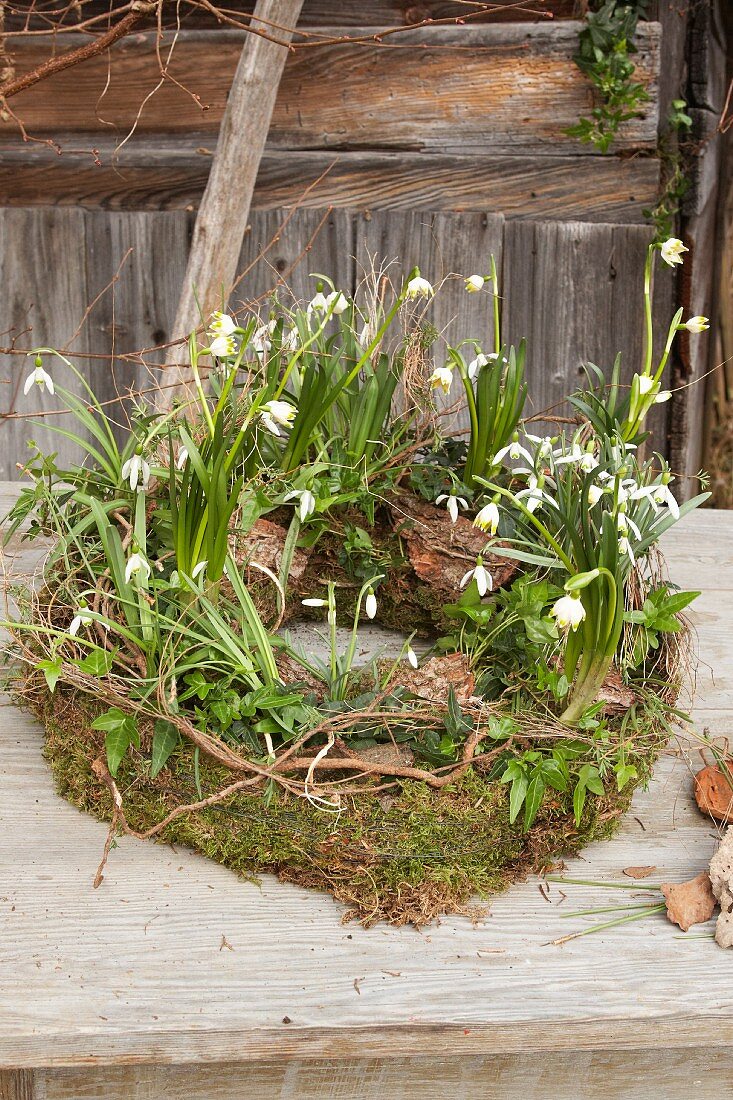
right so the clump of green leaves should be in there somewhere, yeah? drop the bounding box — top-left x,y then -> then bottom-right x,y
567,0 -> 649,154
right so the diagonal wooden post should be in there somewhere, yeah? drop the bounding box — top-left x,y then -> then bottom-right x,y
161,0 -> 304,405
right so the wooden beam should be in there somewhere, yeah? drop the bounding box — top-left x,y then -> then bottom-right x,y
163,1 -> 305,394
0,24 -> 661,154
0,143 -> 661,221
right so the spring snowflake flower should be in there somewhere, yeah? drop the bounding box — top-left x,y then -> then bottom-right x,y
474,501 -> 500,536
23,361 -> 54,396
460,557 -> 493,597
660,238 -> 688,267
429,365 -> 454,394
465,275 -> 485,293
307,290 -> 329,315
284,488 -> 316,521
405,273 -> 434,300
365,589 -> 377,620
326,290 -> 349,315
125,552 -> 151,585
68,605 -> 94,637
493,434 -> 533,467
406,646 -> 419,669
436,493 -> 468,524
551,593 -> 586,632
260,400 -> 296,437
121,452 -> 151,493
684,316 -> 709,333
208,311 -> 236,338
209,334 -> 237,358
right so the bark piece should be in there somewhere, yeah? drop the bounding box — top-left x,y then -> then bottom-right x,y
660,871 -> 717,932
232,517 -> 309,580
597,667 -> 637,712
389,492 -> 518,601
709,827 -> 733,949
623,865 -> 656,880
388,652 -> 475,708
694,764 -> 733,824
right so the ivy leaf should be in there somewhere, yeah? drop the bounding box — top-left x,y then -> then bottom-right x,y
37,657 -> 62,693
76,647 -> 114,677
151,719 -> 179,779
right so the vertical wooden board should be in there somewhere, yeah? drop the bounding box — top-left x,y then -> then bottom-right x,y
82,209 -> 192,420
353,210 -> 504,431
0,208 -> 93,480
502,220 -> 673,451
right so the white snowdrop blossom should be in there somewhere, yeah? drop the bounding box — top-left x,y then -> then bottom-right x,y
209,334 -> 237,359
474,501 -> 500,536
515,474 -> 549,514
429,365 -> 454,394
284,488 -> 316,521
326,290 -> 349,315
436,493 -> 468,524
468,352 -> 498,380
554,443 -> 585,467
631,481 -> 679,520
176,447 -> 189,470
125,552 -> 151,585
283,328 -> 299,353
365,590 -> 377,620
405,274 -> 434,300
579,451 -> 599,473
208,311 -> 236,338
587,483 -> 603,506
23,362 -> 54,396
358,318 -> 377,347
551,593 -> 586,632
616,510 -> 641,540
660,238 -> 688,267
684,315 -> 709,333
465,275 -> 485,293
655,390 -> 672,403
406,646 -> 419,669
121,453 -> 151,493
302,597 -> 328,607
493,435 -> 533,467
252,320 -> 277,357
307,290 -> 329,315
460,557 -> 493,597
526,433 -> 555,460
68,605 -> 94,637
618,536 -> 635,565
637,374 -> 655,396
260,400 -> 296,437
191,561 -> 208,581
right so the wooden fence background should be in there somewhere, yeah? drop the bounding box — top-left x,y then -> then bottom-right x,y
0,0 -> 725,485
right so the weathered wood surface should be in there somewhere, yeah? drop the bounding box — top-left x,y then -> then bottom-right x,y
0,209 -> 677,477
0,144 -> 661,222
0,492 -> 731,1094
164,0 -> 305,387
0,25 -> 661,154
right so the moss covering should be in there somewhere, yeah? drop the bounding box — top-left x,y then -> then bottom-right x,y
31,681 -> 665,926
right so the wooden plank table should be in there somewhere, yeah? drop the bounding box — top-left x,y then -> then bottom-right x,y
1,493 -> 732,1099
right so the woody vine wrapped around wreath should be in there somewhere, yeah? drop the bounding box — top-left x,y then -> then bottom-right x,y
4,241 -> 710,924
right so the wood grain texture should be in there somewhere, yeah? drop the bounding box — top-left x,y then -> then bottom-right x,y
0,1071 -> 35,1100
0,25 -> 661,153
164,0 -> 305,390
0,144 -> 662,222
0,494 -> 730,1075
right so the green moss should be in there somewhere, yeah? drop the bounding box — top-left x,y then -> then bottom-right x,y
32,684 -> 661,926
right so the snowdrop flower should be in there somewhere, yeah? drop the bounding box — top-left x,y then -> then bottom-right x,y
683,315 -> 709,333
365,589 -> 377,620
208,311 -> 236,338
526,433 -> 555,460
260,399 -> 296,437
191,561 -> 208,581
631,480 -> 679,519
579,450 -> 599,473
176,446 -> 188,470
68,604 -> 94,637
405,273 -> 434,300
616,509 -> 641,540
283,328 -> 299,353
436,493 -> 468,524
326,290 -> 349,315
284,488 -> 316,521
468,352 -> 498,380
460,557 -> 493,597
587,483 -> 603,506
515,474 -> 549,514
655,390 -> 672,403
302,597 -> 328,607
474,501 -> 500,536
465,275 -> 485,293
210,334 -> 237,358
125,552 -> 151,585
358,318 -> 377,347
121,452 -> 151,493
406,646 -> 419,669
24,359 -> 54,396
636,374 -> 655,396
660,238 -> 688,267
554,442 -> 585,467
493,433 -> 533,467
429,365 -> 454,394
618,536 -> 635,565
307,290 -> 329,315
252,319 -> 277,357
551,593 -> 586,632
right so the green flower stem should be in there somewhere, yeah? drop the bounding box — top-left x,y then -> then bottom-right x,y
482,482 -> 574,573
642,244 -> 654,377
560,651 -> 614,724
490,254 -> 501,356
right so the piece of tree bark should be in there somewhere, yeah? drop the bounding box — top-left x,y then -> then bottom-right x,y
162,0 -> 304,403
